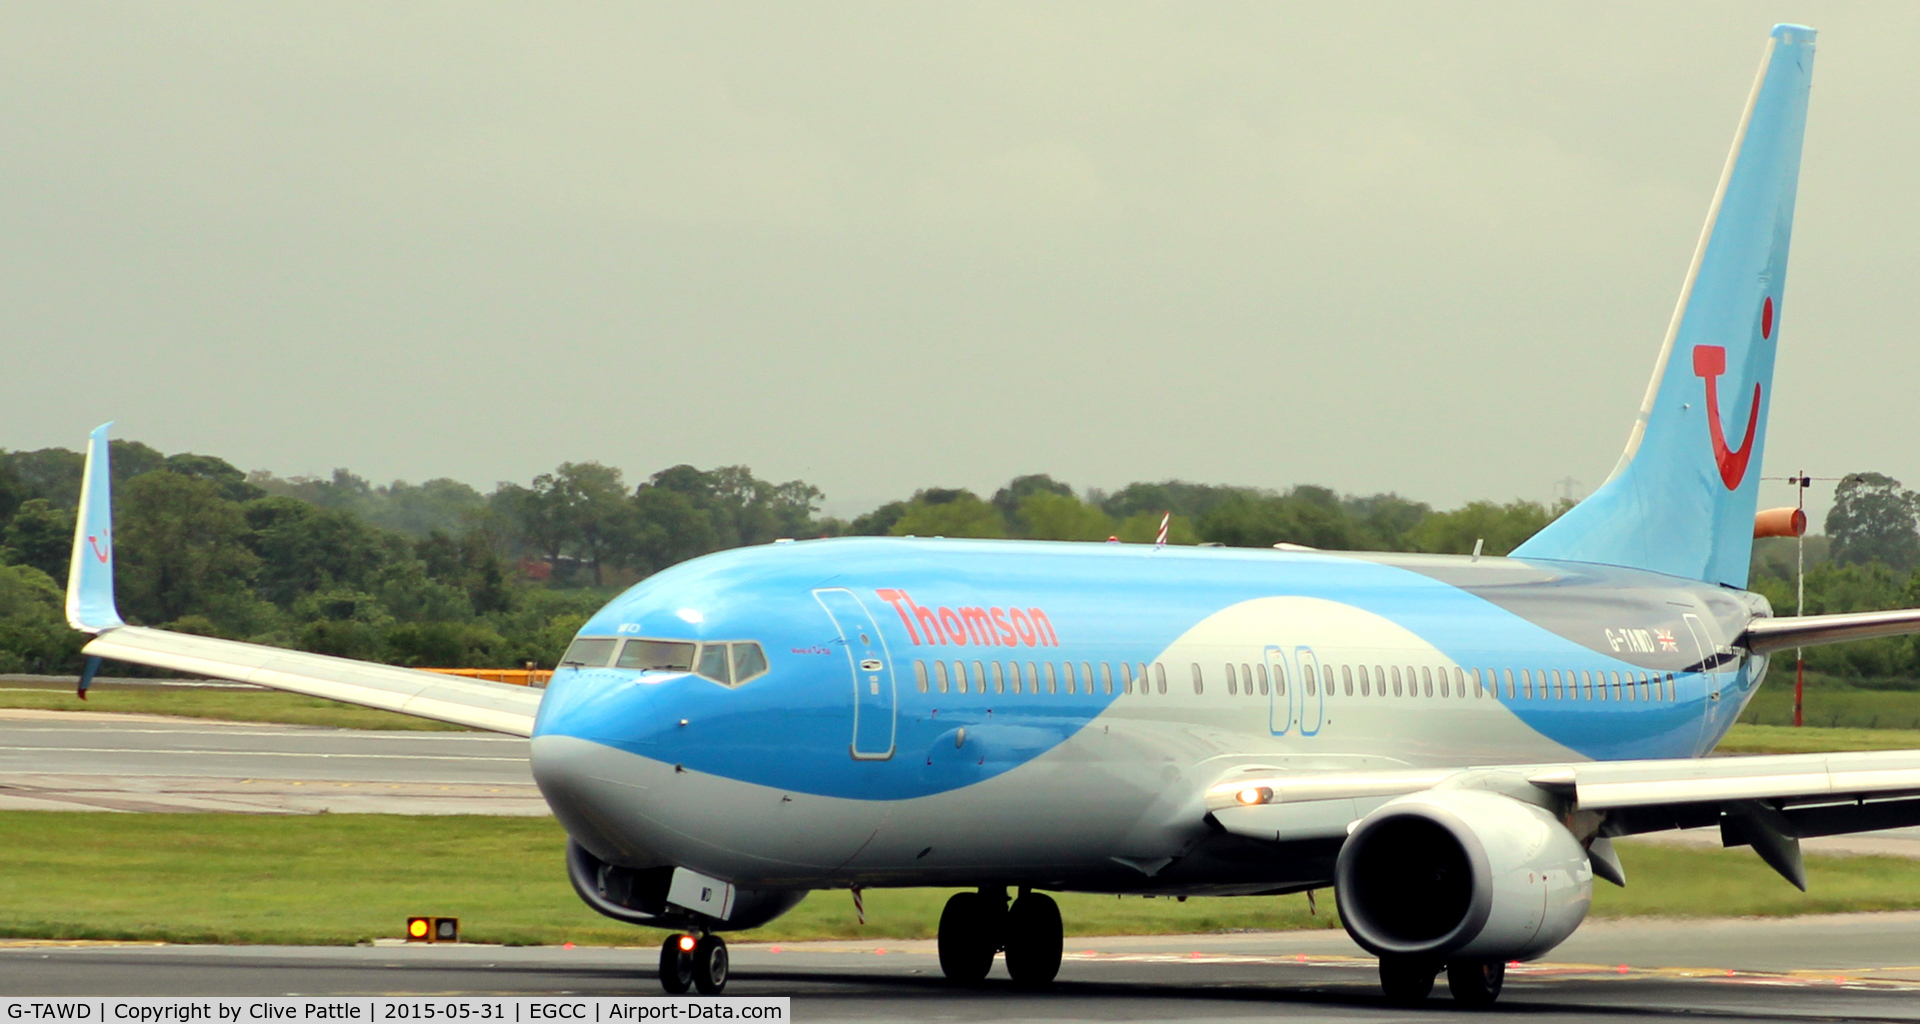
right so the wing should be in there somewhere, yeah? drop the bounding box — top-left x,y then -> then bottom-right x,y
65,424 -> 540,737
1207,749 -> 1920,891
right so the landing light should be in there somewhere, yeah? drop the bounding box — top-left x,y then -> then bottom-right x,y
1236,787 -> 1273,806
677,934 -> 697,952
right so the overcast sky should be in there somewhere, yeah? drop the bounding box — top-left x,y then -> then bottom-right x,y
3,3 -> 1915,523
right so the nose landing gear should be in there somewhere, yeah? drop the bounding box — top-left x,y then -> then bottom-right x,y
936,887 -> 1063,986
658,932 -> 729,995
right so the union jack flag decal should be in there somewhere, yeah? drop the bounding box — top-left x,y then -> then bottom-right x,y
1655,628 -> 1679,652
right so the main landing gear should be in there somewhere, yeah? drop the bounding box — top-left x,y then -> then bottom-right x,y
659,932 -> 729,995
1377,954 -> 1506,1007
937,888 -> 1063,986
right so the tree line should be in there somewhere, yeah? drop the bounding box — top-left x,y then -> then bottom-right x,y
3,439 -> 1920,683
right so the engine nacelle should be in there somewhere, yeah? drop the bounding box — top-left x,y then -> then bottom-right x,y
1335,789 -> 1591,962
566,840 -> 805,933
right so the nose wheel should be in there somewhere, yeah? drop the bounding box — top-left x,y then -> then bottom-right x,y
659,934 -> 695,994
659,933 -> 729,995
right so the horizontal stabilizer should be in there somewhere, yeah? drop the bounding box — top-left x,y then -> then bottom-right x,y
1739,608 -> 1920,655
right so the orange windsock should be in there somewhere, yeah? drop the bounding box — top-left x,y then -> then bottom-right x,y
1754,507 -> 1807,538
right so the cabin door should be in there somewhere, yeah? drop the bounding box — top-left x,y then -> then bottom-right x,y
1265,645 -> 1294,735
1297,647 -> 1324,736
814,588 -> 897,760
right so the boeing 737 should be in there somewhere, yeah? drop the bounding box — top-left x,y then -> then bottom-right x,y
57,23 -> 1920,1007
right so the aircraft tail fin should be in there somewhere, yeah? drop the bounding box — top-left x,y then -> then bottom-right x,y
65,422 -> 125,633
1513,25 -> 1815,588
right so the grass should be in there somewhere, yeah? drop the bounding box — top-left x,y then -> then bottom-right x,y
0,685 -> 468,731
1739,681 -> 1920,731
1715,723 -> 1920,754
2,812 -> 1918,947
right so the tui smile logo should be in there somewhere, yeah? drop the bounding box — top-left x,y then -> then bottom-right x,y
1690,297 -> 1773,491
88,531 -> 110,564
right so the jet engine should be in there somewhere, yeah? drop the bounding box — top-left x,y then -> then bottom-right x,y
566,840 -> 806,932
1334,789 -> 1592,962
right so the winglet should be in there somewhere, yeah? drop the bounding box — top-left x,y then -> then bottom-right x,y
65,423 -> 125,633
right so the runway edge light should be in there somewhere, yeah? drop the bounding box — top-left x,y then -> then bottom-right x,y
434,917 -> 460,942
406,917 -> 430,942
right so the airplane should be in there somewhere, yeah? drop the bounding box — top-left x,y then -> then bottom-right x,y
56,22 -> 1920,1008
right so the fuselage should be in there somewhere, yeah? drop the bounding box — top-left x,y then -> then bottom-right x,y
530,537 -> 1767,896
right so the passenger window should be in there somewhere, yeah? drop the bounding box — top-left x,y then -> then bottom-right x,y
1521,668 -> 1532,699
1342,665 -> 1354,696
1191,663 -> 1204,695
612,638 -> 685,671
1584,670 -> 1595,701
947,661 -> 963,694
1082,662 -> 1096,695
1154,662 -> 1167,694
1225,663 -> 1238,695
1121,661 -> 1134,694
1421,666 -> 1433,698
1026,662 -> 1040,694
1059,662 -> 1073,694
1102,662 -> 1114,695
562,637 -> 619,668
1304,665 -> 1316,697
935,660 -> 950,693
1436,667 -> 1448,698
914,660 -> 929,693
1504,668 -> 1515,699
1453,667 -> 1465,699
991,661 -> 1005,694
1356,665 -> 1369,697
974,661 -> 989,694
1010,661 -> 1024,694
1045,662 -> 1058,694
1391,665 -> 1402,697
695,643 -> 730,684
1274,663 -> 1286,697
1258,663 -> 1270,696
1549,669 -> 1560,699
731,643 -> 769,684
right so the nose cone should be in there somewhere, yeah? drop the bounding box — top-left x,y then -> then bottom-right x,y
532,668 -> 688,866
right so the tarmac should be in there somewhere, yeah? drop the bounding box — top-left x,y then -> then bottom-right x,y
5,915 -> 1920,1020
0,708 -> 544,814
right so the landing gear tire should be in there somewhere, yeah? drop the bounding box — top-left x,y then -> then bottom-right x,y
1378,954 -> 1437,1005
692,934 -> 729,995
1004,892 -> 1063,986
659,935 -> 695,994
1447,959 -> 1505,1007
937,892 -> 1000,983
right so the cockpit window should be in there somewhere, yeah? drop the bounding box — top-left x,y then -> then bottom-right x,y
695,643 -> 731,684
560,637 -> 618,668
600,637 -> 770,687
617,639 -> 696,672
731,642 -> 769,684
